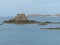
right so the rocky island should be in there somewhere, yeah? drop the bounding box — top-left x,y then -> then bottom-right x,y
3,13 -> 60,25
4,14 -> 41,24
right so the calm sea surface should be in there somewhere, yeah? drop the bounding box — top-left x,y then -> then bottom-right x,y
0,16 -> 60,45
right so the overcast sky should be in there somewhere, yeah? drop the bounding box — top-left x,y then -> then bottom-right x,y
0,0 -> 60,16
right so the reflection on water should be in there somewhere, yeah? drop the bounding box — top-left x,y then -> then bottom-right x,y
0,17 -> 60,45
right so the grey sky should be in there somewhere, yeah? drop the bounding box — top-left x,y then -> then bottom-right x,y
0,0 -> 60,16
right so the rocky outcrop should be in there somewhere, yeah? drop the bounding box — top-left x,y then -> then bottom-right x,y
4,14 -> 40,24
41,28 -> 60,30
4,13 -> 56,24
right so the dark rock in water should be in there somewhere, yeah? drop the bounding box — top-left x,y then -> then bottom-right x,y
41,28 -> 60,30
38,23 -> 48,25
4,20 -> 40,24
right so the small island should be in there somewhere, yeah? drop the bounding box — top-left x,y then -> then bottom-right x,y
3,13 -> 60,25
4,14 -> 41,24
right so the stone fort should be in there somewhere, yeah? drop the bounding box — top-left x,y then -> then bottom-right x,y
15,14 -> 27,21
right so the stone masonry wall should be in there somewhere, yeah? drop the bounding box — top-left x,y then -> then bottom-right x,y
15,14 -> 27,21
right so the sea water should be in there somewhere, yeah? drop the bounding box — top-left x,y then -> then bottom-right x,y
0,16 -> 60,45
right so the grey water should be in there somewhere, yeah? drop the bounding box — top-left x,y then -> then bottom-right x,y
0,16 -> 60,45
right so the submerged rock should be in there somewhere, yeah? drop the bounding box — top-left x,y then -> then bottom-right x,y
41,28 -> 60,30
